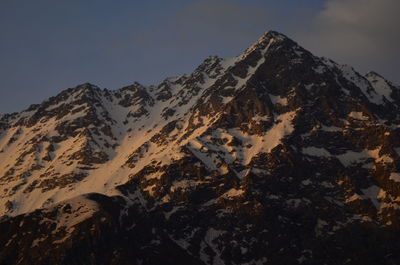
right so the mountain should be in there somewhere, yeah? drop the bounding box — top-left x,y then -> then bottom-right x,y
1,31 -> 400,265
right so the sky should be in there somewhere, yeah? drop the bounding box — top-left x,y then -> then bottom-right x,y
0,0 -> 399,114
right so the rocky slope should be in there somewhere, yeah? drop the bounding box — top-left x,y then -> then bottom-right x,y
1,31 -> 400,265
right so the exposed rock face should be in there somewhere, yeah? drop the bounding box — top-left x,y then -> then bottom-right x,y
1,31 -> 400,265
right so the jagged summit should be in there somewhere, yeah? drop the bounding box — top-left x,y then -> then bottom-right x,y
1,30 -> 400,265
240,30 -> 295,57
248,30 -> 289,49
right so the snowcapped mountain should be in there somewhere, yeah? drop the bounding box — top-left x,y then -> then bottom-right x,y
1,31 -> 400,265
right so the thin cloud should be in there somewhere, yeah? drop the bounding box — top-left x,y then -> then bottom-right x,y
295,0 -> 400,83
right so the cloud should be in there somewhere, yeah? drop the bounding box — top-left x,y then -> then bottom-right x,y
295,0 -> 400,82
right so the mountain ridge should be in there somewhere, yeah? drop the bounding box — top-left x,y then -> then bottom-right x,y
1,30 -> 400,265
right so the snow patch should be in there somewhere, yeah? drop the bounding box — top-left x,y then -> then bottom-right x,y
269,94 -> 288,106
389,173 -> 400,182
348,112 -> 369,121
221,188 -> 244,198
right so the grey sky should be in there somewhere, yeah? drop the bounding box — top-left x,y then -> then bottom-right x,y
294,0 -> 400,83
0,0 -> 398,114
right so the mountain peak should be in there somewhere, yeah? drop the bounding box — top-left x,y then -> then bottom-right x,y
261,30 -> 288,40
240,30 -> 294,60
251,30 -> 289,47
2,31 -> 400,265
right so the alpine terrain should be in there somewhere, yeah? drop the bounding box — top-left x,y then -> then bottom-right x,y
1,31 -> 400,265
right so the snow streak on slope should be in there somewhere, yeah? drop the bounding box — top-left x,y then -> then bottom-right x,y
0,40 -> 262,216
1,30 -> 400,221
